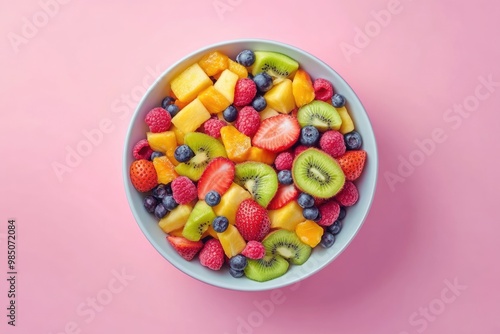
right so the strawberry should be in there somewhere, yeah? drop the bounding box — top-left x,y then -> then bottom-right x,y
267,184 -> 299,210
235,199 -> 271,241
129,159 -> 158,192
167,236 -> 204,261
197,157 -> 235,200
252,114 -> 300,153
336,150 -> 367,181
199,239 -> 225,270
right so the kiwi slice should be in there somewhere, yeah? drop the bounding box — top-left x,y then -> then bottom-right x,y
234,162 -> 278,208
175,132 -> 227,181
251,51 -> 299,78
244,254 -> 289,282
262,230 -> 311,265
297,100 -> 342,132
182,201 -> 216,241
292,148 -> 345,199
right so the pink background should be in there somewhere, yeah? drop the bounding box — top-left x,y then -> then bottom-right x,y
1,0 -> 500,333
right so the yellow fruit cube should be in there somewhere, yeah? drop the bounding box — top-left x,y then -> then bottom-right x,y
336,106 -> 355,134
264,79 -> 296,114
198,85 -> 231,114
228,59 -> 248,79
213,69 -> 239,103
152,156 -> 178,184
147,131 -> 178,165
259,107 -> 279,121
217,224 -> 246,258
220,126 -> 251,163
158,204 -> 193,233
198,51 -> 229,77
295,220 -> 324,247
213,183 -> 252,225
247,147 -> 277,165
169,124 -> 185,145
171,63 -> 213,103
268,201 -> 304,231
171,98 -> 211,134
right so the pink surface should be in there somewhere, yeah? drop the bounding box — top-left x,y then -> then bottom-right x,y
1,0 -> 499,333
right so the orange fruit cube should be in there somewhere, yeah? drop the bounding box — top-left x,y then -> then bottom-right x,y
295,220 -> 324,247
220,126 -> 251,163
198,86 -> 231,114
198,51 -> 229,77
152,156 -> 178,184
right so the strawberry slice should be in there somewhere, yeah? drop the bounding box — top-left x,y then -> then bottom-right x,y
336,150 -> 367,181
252,114 -> 300,153
267,184 -> 299,210
197,157 -> 235,200
166,236 -> 204,261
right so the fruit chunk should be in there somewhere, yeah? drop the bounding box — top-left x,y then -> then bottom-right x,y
170,124 -> 185,145
130,159 -> 157,192
152,156 -> 178,184
147,131 -> 178,165
182,201 -> 216,241
336,106 -> 355,134
246,146 -> 277,165
197,157 -> 235,200
235,199 -> 271,241
251,51 -> 299,78
220,125 -> 251,163
158,204 -> 193,233
295,220 -> 324,247
259,107 -> 279,120
213,69 -> 239,103
292,69 -> 315,107
268,201 -> 304,231
198,85 -> 231,114
262,229 -> 311,265
167,236 -> 203,261
337,150 -> 367,181
292,148 -> 345,199
171,98 -> 211,134
198,51 -> 229,76
228,58 -> 248,78
264,79 -> 296,114
213,183 -> 252,225
252,114 -> 301,153
234,162 -> 278,208
244,255 -> 289,282
297,100 -> 342,132
217,224 -> 247,258
170,63 -> 213,103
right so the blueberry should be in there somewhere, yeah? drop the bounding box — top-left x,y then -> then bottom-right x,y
212,216 -> 229,233
229,268 -> 245,278
277,170 -> 293,185
236,49 -> 256,67
174,145 -> 194,162
297,193 -> 315,208
251,95 -> 267,112
166,104 -> 180,118
300,126 -> 320,146
164,182 -> 173,195
344,131 -> 363,150
314,212 -> 322,223
229,254 -> 247,271
143,195 -> 157,213
152,184 -> 169,200
205,190 -> 221,207
154,203 -> 168,219
338,206 -> 346,220
253,72 -> 273,92
150,151 -> 164,160
331,94 -> 346,108
161,96 -> 175,109
162,195 -> 178,211
303,207 -> 319,220
327,220 -> 343,235
223,105 -> 238,122
320,232 -> 335,248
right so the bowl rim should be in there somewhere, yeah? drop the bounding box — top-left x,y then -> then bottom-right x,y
122,38 -> 379,291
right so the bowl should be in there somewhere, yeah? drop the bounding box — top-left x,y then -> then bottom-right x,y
123,39 -> 378,291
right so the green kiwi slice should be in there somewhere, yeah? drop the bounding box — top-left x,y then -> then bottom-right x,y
175,132 -> 227,181
251,51 -> 299,78
297,100 -> 342,132
262,230 -> 311,265
244,254 -> 289,282
182,201 -> 216,241
292,148 -> 345,199
234,162 -> 278,208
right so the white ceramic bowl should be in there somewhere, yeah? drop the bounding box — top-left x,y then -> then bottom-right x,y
123,39 -> 378,291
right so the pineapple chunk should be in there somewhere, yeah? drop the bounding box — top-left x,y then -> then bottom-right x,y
198,86 -> 231,114
171,63 -> 212,103
198,51 -> 229,77
152,156 -> 178,184
268,201 -> 304,231
170,124 -> 185,145
158,204 -> 193,233
246,147 -> 276,165
217,225 -> 246,258
213,69 -> 239,103
259,107 -> 279,121
228,59 -> 248,79
171,98 -> 211,134
147,131 -> 178,165
264,79 -> 296,114
213,183 -> 252,225
336,106 -> 355,134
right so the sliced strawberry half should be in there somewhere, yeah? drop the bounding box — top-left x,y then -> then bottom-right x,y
166,236 -> 204,261
197,157 -> 235,200
267,184 -> 299,210
252,114 -> 300,153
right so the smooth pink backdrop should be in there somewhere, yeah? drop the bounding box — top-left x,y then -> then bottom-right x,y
1,0 -> 500,333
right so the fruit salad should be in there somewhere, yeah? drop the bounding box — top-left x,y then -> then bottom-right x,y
129,49 -> 367,282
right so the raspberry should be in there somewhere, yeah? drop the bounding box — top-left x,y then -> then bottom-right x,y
234,78 -> 257,107
235,106 -> 260,137
199,239 -> 224,270
335,181 -> 359,207
202,118 -> 227,138
317,200 -> 341,226
313,78 -> 334,102
274,152 -> 293,171
294,145 -> 308,157
145,107 -> 171,133
320,130 -> 346,158
132,139 -> 153,160
241,241 -> 266,260
171,176 -> 197,204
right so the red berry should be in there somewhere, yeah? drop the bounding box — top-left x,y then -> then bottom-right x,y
337,150 -> 367,181
197,157 -> 235,200
320,130 -> 346,158
132,139 -> 153,160
313,78 -> 334,102
202,118 -> 227,138
335,181 -> 359,207
317,200 -> 341,226
234,78 -> 257,107
235,199 -> 271,241
129,159 -> 158,192
199,239 -> 225,270
235,106 -> 260,137
274,152 -> 293,171
252,115 -> 301,153
267,184 -> 299,210
171,176 -> 197,204
294,145 -> 308,157
167,236 -> 204,261
241,241 -> 266,260
145,107 -> 171,133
